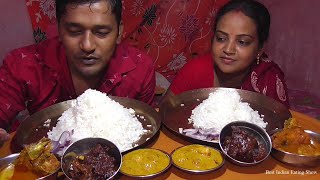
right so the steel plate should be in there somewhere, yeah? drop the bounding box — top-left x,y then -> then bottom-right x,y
11,96 -> 161,153
159,88 -> 291,144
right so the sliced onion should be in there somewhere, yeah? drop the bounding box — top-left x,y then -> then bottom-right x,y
58,131 -> 71,146
181,128 -> 219,141
207,134 -> 219,141
182,128 -> 198,133
187,133 -> 208,140
198,128 -> 216,135
51,130 -> 72,153
51,141 -> 60,153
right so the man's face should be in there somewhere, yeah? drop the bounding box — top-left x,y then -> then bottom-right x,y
58,1 -> 122,78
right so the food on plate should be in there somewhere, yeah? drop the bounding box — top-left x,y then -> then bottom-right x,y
0,138 -> 60,179
272,118 -> 320,156
120,149 -> 170,177
179,128 -> 218,141
0,163 -> 15,180
47,89 -> 148,154
222,126 -> 267,163
171,144 -> 224,171
65,144 -> 117,179
183,89 -> 266,140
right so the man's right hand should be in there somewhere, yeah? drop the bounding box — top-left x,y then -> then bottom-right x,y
0,128 -> 9,147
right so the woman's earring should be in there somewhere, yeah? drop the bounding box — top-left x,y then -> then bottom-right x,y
256,55 -> 260,65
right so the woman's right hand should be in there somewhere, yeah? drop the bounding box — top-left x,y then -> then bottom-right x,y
0,128 -> 9,147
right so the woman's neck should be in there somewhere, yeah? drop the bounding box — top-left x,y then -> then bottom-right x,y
214,65 -> 251,88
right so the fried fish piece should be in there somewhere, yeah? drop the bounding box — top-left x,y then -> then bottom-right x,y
15,138 -> 60,175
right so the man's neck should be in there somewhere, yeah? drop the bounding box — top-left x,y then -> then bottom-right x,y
71,73 -> 103,96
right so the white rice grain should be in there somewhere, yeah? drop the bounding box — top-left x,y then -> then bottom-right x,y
188,89 -> 267,134
47,89 -> 146,153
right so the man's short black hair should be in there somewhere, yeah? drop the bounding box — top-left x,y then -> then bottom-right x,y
55,0 -> 122,26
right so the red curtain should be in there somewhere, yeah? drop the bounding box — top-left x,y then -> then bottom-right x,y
25,0 -> 228,80
122,0 -> 228,80
26,0 -> 57,43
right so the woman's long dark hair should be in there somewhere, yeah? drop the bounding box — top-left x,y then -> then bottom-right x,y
213,0 -> 270,48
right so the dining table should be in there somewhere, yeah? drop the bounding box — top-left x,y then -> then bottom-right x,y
0,110 -> 319,180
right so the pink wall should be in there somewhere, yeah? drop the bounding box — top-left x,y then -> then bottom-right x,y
0,0 -> 34,64
260,0 -> 320,97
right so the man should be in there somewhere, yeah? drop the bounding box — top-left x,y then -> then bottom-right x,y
0,0 -> 155,141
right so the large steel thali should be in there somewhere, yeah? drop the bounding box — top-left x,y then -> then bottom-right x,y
159,88 -> 292,144
11,96 -> 161,153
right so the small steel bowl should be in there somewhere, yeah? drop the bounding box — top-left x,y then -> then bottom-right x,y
219,121 -> 272,166
120,148 -> 171,178
171,144 -> 225,174
271,130 -> 320,167
61,137 -> 122,180
0,153 -> 59,180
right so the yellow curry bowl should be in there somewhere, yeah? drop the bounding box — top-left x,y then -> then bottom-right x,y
120,148 -> 172,178
171,144 -> 225,174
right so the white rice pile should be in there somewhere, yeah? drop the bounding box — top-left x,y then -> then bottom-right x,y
188,88 -> 267,133
47,89 -> 147,152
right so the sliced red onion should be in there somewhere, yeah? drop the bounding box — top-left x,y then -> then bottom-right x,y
182,128 -> 198,133
51,141 -> 60,153
187,133 -> 209,140
58,130 -> 72,145
207,133 -> 219,140
198,128 -> 217,135
181,128 -> 219,141
51,130 -> 72,154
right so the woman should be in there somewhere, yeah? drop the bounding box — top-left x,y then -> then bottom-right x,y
162,0 -> 289,108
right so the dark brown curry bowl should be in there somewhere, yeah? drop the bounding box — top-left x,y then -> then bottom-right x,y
0,153 -> 59,180
219,121 -> 272,166
61,137 -> 122,180
271,130 -> 320,167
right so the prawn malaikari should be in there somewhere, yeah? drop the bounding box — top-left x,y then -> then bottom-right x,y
0,138 -> 60,179
272,118 -> 320,156
121,149 -> 171,177
171,144 -> 224,171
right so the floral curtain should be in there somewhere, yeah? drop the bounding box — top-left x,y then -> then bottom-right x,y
121,0 -> 228,80
25,0 -> 228,80
26,0 -> 57,43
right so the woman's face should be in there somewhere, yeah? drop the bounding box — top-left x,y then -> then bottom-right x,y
212,11 -> 260,74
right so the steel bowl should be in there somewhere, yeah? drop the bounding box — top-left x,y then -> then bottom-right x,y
271,130 -> 320,167
61,137 -> 122,180
171,144 -> 225,174
120,148 -> 171,178
219,121 -> 272,166
0,153 -> 59,180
